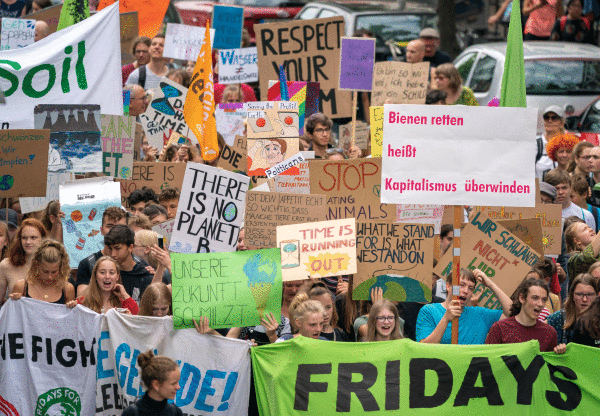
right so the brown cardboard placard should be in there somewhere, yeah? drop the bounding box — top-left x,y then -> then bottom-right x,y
277,218 -> 357,281
498,217 -> 544,256
244,191 -> 327,249
0,129 -> 50,197
353,222 -> 435,302
272,160 -> 310,194
255,17 -> 351,119
218,139 -> 247,174
339,120 -> 369,150
26,4 -> 62,33
371,61 -> 429,106
309,158 -> 396,222
433,211 -> 542,309
133,122 -> 143,161
120,11 -> 139,66
116,162 -> 186,208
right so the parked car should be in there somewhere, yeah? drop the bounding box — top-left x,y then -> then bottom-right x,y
175,0 -> 307,41
454,42 -> 600,130
294,0 -> 437,61
567,95 -> 600,145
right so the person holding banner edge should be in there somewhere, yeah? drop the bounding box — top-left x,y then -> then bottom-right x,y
417,268 -> 512,344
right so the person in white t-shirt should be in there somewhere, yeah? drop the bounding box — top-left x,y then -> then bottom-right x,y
545,168 -> 596,230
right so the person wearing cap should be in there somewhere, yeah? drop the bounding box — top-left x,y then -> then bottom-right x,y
0,208 -> 18,240
536,105 -> 568,180
540,181 -> 557,204
419,28 -> 452,68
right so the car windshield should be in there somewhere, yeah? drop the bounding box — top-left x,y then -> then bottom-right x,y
355,14 -> 437,43
525,59 -> 600,95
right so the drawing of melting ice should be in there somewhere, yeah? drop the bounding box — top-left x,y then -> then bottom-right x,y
34,104 -> 102,173
280,240 -> 300,269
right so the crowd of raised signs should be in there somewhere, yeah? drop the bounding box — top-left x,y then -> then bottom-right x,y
2,1 -> 600,414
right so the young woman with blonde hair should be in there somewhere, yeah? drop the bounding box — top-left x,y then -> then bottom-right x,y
366,299 -> 404,342
276,293 -> 326,342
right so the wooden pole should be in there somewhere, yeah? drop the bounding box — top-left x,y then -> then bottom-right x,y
451,205 -> 461,344
351,90 -> 358,149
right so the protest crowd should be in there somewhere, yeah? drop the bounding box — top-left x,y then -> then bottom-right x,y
2,0 -> 600,414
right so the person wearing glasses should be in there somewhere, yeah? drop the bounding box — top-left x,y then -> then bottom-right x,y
122,37 -> 151,87
365,299 -> 404,342
536,106 -> 568,180
567,141 -> 594,177
306,113 -> 334,159
430,63 -> 478,106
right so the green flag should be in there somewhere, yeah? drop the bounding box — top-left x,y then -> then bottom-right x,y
57,0 -> 90,31
500,0 -> 526,107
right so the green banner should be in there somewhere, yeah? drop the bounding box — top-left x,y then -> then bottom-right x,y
252,337 -> 600,415
171,248 -> 282,329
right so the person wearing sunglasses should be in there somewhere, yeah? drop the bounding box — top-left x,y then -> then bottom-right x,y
536,106 -> 568,179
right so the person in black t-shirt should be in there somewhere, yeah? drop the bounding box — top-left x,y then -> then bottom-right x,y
419,28 -> 452,68
573,296 -> 600,347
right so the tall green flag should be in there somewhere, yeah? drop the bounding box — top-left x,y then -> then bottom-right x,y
500,0 -> 526,107
57,0 -> 90,31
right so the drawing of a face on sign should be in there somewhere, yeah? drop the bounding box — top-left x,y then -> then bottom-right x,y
247,138 -> 299,176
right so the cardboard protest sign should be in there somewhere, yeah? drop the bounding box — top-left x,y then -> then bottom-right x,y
245,191 -> 327,249
0,129 -> 50,198
272,160 -> 310,194
25,3 -> 62,33
218,135 -> 247,174
163,23 -> 215,61
433,211 -> 541,310
60,177 -> 121,268
117,162 -> 186,208
372,61 -> 429,106
212,4 -> 244,49
498,217 -> 544,255
152,218 -> 174,249
353,222 -> 434,302
382,105 -> 537,206
397,204 -> 444,234
166,131 -> 192,147
34,104 -> 102,173
218,47 -> 259,84
169,163 -> 249,254
267,80 -> 310,135
215,103 -> 246,146
246,101 -> 299,139
476,203 -> 561,255
310,158 -> 396,222
97,0 -> 168,38
171,249 -> 282,329
276,218 -> 357,281
100,115 -> 135,179
19,172 -> 73,213
370,106 -> 384,157
339,37 -> 375,91
255,17 -> 351,119
0,298 -> 102,416
1,18 -> 35,51
339,120 -> 369,150
139,78 -> 197,150
0,3 -> 122,130
119,11 -> 139,66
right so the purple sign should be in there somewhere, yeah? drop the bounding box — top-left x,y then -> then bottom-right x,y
339,37 -> 376,91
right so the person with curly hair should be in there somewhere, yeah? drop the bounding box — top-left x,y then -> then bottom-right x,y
545,133 -> 580,173
536,106 -> 570,179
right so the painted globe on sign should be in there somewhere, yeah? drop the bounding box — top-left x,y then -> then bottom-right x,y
223,203 -> 237,222
283,243 -> 297,253
0,175 -> 14,191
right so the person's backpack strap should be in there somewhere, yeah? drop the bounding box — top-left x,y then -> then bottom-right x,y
536,137 -> 544,163
139,65 -> 146,90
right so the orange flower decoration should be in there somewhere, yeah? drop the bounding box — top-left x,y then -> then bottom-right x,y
546,134 -> 580,162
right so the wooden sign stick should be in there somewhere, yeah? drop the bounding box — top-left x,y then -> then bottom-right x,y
451,204 -> 461,344
351,90 -> 357,149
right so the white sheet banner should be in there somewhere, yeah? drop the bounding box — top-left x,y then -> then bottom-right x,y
96,309 -> 251,415
0,3 -> 122,129
382,105 -> 537,207
0,298 -> 103,416
218,47 -> 259,84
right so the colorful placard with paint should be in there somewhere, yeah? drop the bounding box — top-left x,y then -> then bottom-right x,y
171,248 -> 282,329
252,336 -> 600,415
166,131 -> 193,147
245,191 -> 327,249
397,204 -> 444,234
218,135 -> 247,174
216,104 -> 246,146
0,129 -> 50,197
370,106 -> 384,157
139,78 -> 198,150
212,4 -> 244,49
276,218 -> 357,281
433,211 -> 541,310
339,120 -> 369,150
371,61 -> 429,106
117,162 -> 186,208
60,177 -> 121,268
353,222 -> 434,302
218,47 -> 259,84
246,101 -> 299,139
267,81 -> 309,135
475,204 -> 562,256
255,16 -> 351,119
1,18 -> 35,51
34,104 -> 102,173
338,37 -> 375,91
309,158 -> 396,222
162,23 -> 215,61
101,115 -> 135,179
169,163 -> 249,254
382,105 -> 537,206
